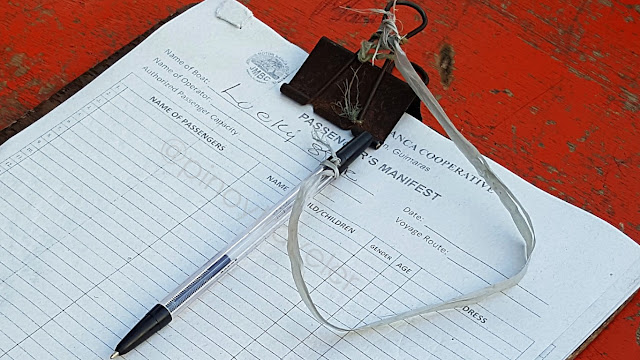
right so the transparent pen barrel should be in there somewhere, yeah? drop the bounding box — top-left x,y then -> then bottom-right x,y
162,166 -> 332,315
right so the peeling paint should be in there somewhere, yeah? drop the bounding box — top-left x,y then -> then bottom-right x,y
437,43 -> 454,88
8,53 -> 25,67
598,0 -> 613,7
621,87 -> 639,112
578,128 -> 598,142
568,66 -> 594,81
37,83 -> 56,96
490,88 -> 514,97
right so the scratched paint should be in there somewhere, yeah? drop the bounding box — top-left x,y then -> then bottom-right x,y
0,0 -> 638,358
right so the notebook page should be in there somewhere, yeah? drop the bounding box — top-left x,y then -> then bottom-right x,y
1,1 -> 639,359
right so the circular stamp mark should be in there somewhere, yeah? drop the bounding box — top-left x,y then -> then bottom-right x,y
246,52 -> 289,84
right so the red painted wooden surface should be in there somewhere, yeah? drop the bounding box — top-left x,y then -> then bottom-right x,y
1,0 -> 638,358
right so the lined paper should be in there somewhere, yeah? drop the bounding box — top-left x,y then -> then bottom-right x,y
1,1 -> 639,359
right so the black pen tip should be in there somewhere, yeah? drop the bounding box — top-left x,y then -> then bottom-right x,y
110,351 -> 119,359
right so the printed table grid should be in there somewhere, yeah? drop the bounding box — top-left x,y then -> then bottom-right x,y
1,72 -> 536,360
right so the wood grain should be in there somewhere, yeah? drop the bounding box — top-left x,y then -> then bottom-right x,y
0,0 -> 638,358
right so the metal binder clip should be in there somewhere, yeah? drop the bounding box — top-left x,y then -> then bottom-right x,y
281,1 -> 429,148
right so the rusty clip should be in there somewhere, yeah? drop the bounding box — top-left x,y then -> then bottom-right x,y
281,1 -> 429,148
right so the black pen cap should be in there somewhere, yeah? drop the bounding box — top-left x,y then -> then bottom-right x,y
334,131 -> 374,173
114,304 -> 172,356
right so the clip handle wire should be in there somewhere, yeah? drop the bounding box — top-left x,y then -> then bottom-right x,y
382,1 -> 428,39
358,1 -> 428,130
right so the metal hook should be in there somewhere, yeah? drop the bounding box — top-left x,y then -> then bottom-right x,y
357,2 -> 428,127
383,1 -> 428,39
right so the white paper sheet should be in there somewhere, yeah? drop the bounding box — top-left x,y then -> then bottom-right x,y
1,1 -> 639,359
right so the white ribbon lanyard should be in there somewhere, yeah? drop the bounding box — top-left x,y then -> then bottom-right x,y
286,8 -> 536,332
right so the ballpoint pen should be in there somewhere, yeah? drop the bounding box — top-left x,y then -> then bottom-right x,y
111,131 -> 373,358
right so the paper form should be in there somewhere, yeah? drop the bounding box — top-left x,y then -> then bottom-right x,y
1,1 -> 639,359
